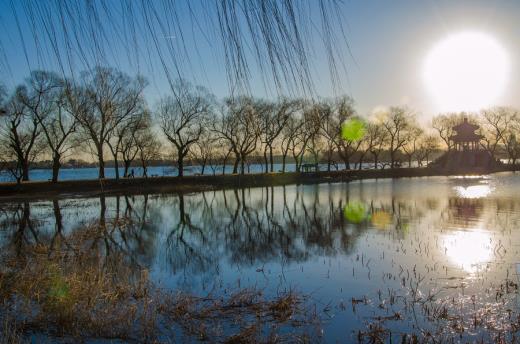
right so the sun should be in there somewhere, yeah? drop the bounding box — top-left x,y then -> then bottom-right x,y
423,31 -> 510,112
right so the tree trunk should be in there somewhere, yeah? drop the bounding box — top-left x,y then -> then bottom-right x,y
200,161 -> 206,175
177,155 -> 184,177
51,154 -> 61,183
123,160 -> 131,177
22,160 -> 29,181
281,153 -> 287,172
358,154 -> 364,170
342,156 -> 350,170
269,145 -> 274,172
232,156 -> 239,174
97,147 -> 105,179
240,155 -> 246,175
141,159 -> 148,177
263,147 -> 269,173
113,155 -> 120,180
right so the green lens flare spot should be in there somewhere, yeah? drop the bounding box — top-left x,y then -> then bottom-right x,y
341,118 -> 366,142
343,202 -> 368,224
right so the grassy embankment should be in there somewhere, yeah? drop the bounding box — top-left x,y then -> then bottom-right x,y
0,166 -> 517,201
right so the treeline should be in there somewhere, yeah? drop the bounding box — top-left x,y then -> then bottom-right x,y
0,67 -> 518,183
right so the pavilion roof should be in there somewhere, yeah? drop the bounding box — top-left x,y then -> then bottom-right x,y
449,133 -> 484,142
450,118 -> 482,142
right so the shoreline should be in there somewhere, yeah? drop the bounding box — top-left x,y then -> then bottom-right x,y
1,166 -> 516,202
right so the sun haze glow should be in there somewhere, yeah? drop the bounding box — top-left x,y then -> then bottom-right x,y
423,31 -> 510,112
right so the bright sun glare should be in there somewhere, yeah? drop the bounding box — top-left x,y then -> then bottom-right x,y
423,31 -> 510,112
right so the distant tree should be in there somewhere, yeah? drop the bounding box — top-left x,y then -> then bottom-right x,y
416,135 -> 439,166
334,96 -> 359,170
480,107 -> 515,159
501,111 -> 520,165
279,113 -> 303,172
401,126 -> 423,167
135,124 -> 161,178
17,71 -> 78,182
0,89 -> 42,182
68,67 -> 147,179
290,104 -> 320,171
213,97 -> 262,174
190,132 -> 218,175
364,122 -> 388,169
317,100 -> 339,171
157,80 -> 213,177
119,112 -> 152,177
260,98 -> 298,173
379,106 -> 415,168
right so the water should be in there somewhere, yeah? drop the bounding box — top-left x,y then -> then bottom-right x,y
0,162 -> 392,182
2,173 -> 520,341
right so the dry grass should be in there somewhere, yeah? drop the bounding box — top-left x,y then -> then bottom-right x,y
0,222 -> 319,342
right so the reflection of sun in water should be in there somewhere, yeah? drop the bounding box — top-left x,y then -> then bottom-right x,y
454,184 -> 493,199
442,230 -> 492,273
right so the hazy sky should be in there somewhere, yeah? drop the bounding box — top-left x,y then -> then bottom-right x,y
1,0 -> 520,121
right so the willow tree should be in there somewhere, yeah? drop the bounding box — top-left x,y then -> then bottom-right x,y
3,1 -> 349,97
0,91 -> 42,182
157,81 -> 213,177
17,71 -> 78,182
380,106 -> 416,168
68,67 -> 147,179
213,97 -> 262,174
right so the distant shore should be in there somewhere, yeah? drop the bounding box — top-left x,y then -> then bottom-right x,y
2,166 -> 518,202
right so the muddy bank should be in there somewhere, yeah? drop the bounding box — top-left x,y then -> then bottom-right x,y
0,166 -> 515,201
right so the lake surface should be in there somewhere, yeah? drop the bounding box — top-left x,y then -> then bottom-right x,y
2,173 -> 520,341
0,162 -> 394,182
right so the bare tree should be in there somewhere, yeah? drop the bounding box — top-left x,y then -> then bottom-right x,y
157,81 -> 213,177
317,100 -> 339,171
135,126 -> 161,178
334,97 -> 359,170
17,71 -> 78,182
260,98 -> 298,173
213,97 -> 262,174
480,107 -> 515,159
279,113 -> 302,172
364,122 -> 387,169
401,126 -> 423,167
68,67 -> 147,179
290,104 -> 320,172
379,106 -> 415,168
416,135 -> 439,166
189,132 -> 218,175
0,90 -> 42,182
501,112 -> 520,165
120,112 -> 152,177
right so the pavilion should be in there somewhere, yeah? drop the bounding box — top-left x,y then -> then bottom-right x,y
430,118 -> 501,173
449,118 -> 484,151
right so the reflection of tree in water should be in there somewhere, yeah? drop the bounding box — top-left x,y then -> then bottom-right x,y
164,193 -> 220,277
0,202 -> 43,257
163,186 -> 372,274
0,195 -> 158,276
3,182 -> 501,282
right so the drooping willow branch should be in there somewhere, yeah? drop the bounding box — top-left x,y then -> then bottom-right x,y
0,0 -> 350,97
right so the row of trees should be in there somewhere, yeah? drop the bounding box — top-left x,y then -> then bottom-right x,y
1,67 -> 519,183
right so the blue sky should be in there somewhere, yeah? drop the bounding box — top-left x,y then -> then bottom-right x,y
1,0 -> 520,120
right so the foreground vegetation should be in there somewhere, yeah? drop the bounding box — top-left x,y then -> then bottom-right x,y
0,219 -> 320,343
